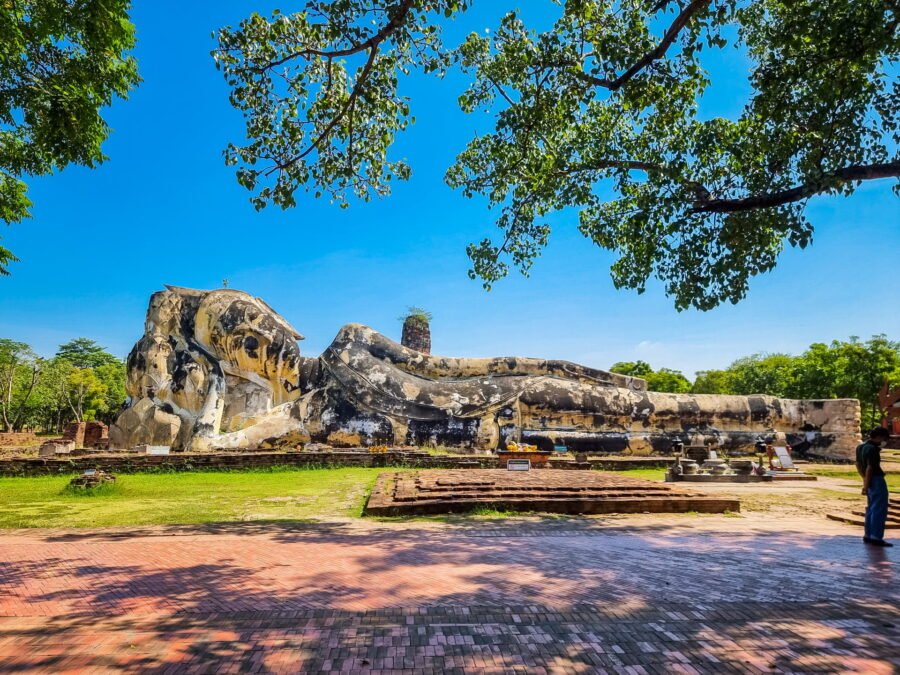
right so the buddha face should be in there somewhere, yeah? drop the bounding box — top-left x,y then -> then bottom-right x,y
192,290 -> 304,405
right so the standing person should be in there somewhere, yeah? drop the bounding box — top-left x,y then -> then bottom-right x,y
856,427 -> 892,547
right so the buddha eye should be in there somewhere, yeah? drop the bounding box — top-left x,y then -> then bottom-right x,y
243,335 -> 259,355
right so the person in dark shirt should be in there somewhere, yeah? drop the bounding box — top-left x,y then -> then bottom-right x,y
856,427 -> 892,547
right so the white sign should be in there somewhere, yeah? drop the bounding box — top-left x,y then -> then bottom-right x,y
773,446 -> 794,469
507,458 -> 531,471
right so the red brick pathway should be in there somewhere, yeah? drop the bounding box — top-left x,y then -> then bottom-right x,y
1,516 -> 897,673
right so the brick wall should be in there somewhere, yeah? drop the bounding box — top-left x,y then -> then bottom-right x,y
63,422 -> 109,449
84,422 -> 109,449
0,451 -> 496,477
0,451 -> 681,477
62,423 -> 86,448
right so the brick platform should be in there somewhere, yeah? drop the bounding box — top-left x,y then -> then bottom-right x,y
365,469 -> 740,516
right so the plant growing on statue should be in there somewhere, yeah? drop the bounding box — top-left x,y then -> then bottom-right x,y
400,306 -> 433,324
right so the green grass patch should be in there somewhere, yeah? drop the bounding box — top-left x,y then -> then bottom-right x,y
616,468 -> 668,481
621,465 -> 900,493
0,467 -> 386,528
805,467 -> 899,492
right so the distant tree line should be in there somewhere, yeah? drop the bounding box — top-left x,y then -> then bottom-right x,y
0,338 -> 125,433
612,335 -> 900,430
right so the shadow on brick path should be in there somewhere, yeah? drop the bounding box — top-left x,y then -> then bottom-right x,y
1,520 -> 898,673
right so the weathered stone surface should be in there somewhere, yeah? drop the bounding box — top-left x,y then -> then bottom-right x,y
110,397 -> 181,449
132,444 -> 170,455
84,422 -> 109,449
108,286 -> 307,451
111,287 -> 861,458
38,440 -> 75,457
63,422 -> 85,448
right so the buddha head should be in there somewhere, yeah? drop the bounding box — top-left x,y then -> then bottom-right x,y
190,288 -> 304,405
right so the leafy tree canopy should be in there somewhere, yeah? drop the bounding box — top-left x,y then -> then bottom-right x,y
55,337 -> 121,369
0,0 -> 139,274
611,336 -> 900,426
216,0 -> 899,310
610,360 -> 691,392
0,338 -> 40,431
610,360 -> 653,377
690,335 -> 900,428
691,369 -> 732,394
0,337 -> 125,431
646,367 -> 693,394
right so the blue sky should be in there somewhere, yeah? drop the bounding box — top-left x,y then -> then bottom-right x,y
0,2 -> 897,377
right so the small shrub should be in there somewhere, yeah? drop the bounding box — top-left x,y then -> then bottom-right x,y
61,481 -> 120,497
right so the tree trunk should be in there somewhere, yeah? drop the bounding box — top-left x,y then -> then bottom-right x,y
10,365 -> 39,431
1,374 -> 12,432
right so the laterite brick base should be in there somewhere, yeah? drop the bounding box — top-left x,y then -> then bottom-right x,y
365,469 -> 740,516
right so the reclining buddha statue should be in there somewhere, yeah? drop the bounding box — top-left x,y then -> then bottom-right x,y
110,286 -> 860,459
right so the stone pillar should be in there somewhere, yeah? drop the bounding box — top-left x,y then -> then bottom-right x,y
401,316 -> 431,354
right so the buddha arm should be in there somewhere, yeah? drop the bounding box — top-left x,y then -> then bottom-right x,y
328,324 -> 645,391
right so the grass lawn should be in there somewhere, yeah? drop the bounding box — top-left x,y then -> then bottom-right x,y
622,465 -> 900,493
805,466 -> 899,492
0,468 -> 386,528
618,468 -> 668,481
4,463 -> 890,529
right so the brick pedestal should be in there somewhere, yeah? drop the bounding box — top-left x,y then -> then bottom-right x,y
401,317 -> 431,354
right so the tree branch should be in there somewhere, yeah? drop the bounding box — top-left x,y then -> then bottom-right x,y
692,161 -> 900,213
246,0 -> 415,74
259,1 -> 417,176
577,0 -> 711,91
561,159 -> 665,174
265,44 -> 379,176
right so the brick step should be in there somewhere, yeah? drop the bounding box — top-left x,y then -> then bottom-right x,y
410,485 -> 676,495
825,516 -> 900,529
847,511 -> 900,524
391,490 -> 706,503
370,495 -> 739,516
368,469 -> 740,516
826,512 -> 900,529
